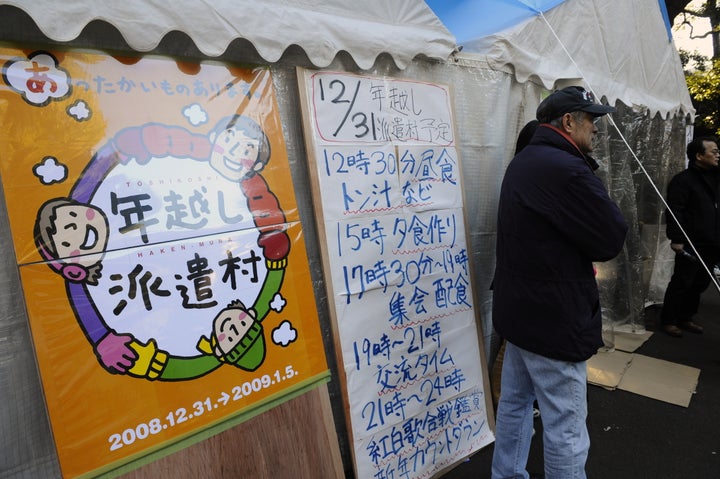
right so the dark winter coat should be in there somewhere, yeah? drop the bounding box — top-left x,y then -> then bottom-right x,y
492,124 -> 628,362
665,163 -> 720,255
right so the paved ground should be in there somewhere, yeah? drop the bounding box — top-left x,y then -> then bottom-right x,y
442,289 -> 720,479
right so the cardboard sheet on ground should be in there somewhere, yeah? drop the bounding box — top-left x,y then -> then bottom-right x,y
588,348 -> 700,408
613,330 -> 653,353
586,331 -> 652,389
617,354 -> 700,408
587,350 -> 633,389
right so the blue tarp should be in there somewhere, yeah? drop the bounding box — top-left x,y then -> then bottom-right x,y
425,0 -> 673,44
424,0 -> 566,43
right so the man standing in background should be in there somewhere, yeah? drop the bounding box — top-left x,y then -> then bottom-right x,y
661,137 -> 720,337
491,86 -> 628,479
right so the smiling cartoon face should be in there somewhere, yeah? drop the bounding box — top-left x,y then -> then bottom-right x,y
210,129 -> 261,182
212,305 -> 257,357
49,203 -> 109,266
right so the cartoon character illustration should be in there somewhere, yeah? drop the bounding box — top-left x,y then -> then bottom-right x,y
193,247 -> 287,374
160,243 -> 287,380
44,115 -> 292,380
34,198 -> 109,285
204,300 -> 265,370
109,115 -> 289,262
32,198 -> 165,376
208,114 -> 271,182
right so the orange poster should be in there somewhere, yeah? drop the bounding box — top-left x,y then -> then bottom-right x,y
0,48 -> 328,478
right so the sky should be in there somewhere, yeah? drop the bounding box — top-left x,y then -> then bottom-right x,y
671,0 -> 713,57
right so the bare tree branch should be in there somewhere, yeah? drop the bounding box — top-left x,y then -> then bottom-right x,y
668,1 -> 720,58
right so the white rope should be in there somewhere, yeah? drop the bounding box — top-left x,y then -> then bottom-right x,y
538,10 -> 720,294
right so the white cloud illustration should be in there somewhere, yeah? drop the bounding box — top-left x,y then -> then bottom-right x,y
272,320 -> 297,347
270,293 -> 286,313
33,157 -> 68,184
5,52 -> 70,106
68,100 -> 91,121
183,103 -> 208,126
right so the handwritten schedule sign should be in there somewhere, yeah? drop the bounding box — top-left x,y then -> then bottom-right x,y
310,75 -> 454,145
298,69 -> 494,479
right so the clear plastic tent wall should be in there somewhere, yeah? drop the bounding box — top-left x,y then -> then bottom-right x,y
428,0 -> 694,338
0,2 -> 690,478
410,57 -> 688,364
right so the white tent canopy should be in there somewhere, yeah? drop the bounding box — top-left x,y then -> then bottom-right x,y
0,0 -> 456,69
449,0 -> 694,119
4,0 -> 692,118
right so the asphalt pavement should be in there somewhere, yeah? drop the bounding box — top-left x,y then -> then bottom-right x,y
442,288 -> 720,479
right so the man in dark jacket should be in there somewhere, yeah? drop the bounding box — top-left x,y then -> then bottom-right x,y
660,137 -> 720,337
491,86 -> 628,479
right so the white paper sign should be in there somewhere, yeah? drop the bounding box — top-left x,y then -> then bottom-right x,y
300,69 -> 493,479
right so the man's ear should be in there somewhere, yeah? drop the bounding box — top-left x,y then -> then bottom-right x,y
561,113 -> 574,132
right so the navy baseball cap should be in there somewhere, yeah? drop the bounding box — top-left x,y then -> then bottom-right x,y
536,86 -> 615,123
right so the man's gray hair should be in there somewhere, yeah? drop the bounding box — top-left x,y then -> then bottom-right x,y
548,110 -> 586,128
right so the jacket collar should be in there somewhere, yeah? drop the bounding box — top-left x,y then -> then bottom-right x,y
534,124 -> 600,171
